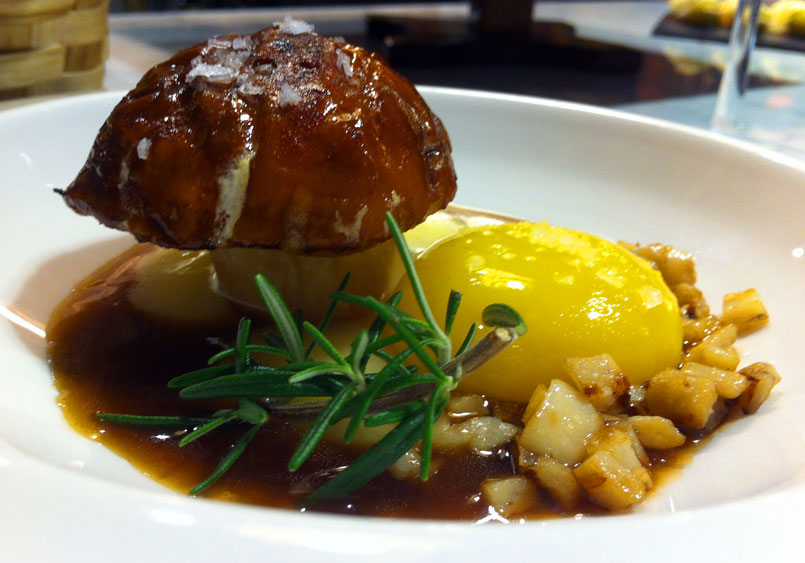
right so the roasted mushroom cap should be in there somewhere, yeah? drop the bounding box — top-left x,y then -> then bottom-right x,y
60,23 -> 457,254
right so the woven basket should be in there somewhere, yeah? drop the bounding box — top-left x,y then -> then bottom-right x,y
0,0 -> 109,100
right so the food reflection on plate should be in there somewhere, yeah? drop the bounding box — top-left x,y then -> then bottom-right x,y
46,19 -> 780,521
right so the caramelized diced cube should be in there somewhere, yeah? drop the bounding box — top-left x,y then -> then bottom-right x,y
681,362 -> 748,399
481,476 -> 539,518
722,289 -> 770,334
686,341 -> 740,371
519,380 -> 603,465
631,243 -> 696,286
629,415 -> 686,449
447,394 -> 489,419
574,450 -> 646,510
457,416 -> 518,452
565,354 -> 630,414
644,368 -> 719,429
586,426 -> 653,488
738,362 -> 781,414
526,454 -> 583,511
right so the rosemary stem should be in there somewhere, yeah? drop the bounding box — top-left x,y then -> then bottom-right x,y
262,326 -> 517,419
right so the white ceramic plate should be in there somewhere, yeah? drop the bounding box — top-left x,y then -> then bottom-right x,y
1,89 -> 803,561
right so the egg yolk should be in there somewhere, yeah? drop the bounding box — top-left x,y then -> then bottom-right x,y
394,222 -> 683,403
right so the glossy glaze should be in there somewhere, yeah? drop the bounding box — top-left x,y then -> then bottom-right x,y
60,27 -> 456,253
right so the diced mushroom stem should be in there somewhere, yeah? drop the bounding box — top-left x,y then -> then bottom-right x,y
682,315 -> 720,346
599,414 -> 650,466
681,362 -> 748,399
521,383 -> 547,424
519,379 -> 604,465
629,416 -> 686,450
631,242 -> 696,286
686,341 -> 740,371
480,476 -> 539,518
586,426 -> 653,488
721,289 -> 770,334
574,450 -> 646,511
565,354 -> 630,414
672,282 -> 710,319
520,452 -> 583,512
387,448 -> 424,480
447,394 -> 489,419
643,368 -> 719,429
704,324 -> 738,348
738,362 -> 781,414
459,417 -> 518,452
432,414 -> 517,452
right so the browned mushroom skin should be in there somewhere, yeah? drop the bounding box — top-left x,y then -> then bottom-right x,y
60,25 -> 457,254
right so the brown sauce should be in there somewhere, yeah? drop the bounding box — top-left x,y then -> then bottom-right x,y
47,244 -> 702,520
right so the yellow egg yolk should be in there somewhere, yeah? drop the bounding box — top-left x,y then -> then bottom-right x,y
394,222 -> 683,403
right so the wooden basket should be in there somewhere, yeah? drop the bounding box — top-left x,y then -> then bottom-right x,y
0,0 -> 109,100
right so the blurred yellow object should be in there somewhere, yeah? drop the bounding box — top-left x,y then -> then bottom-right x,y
669,0 -> 722,26
767,0 -> 805,34
0,0 -> 109,100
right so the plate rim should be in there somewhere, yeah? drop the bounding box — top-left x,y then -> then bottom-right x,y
1,87 -> 802,561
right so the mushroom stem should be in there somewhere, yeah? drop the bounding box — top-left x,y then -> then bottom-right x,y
264,326 -> 518,419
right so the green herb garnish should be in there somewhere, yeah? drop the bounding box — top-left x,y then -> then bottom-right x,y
96,213 -> 525,502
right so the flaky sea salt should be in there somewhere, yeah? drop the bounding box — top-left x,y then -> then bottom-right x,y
336,49 -> 353,77
238,81 -> 265,96
278,82 -> 301,106
232,36 -> 253,50
275,15 -> 314,35
186,63 -> 238,84
136,138 -> 151,160
207,37 -> 232,49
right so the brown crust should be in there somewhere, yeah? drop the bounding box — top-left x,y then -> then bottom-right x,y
60,26 -> 457,253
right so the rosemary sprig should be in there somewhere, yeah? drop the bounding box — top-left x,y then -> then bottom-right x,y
95,213 -> 525,501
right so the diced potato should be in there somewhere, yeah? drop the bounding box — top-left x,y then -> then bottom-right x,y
447,394 -> 489,419
681,362 -> 748,399
586,427 -> 653,488
686,341 -> 740,371
629,415 -> 686,449
738,362 -> 781,414
565,354 -> 630,414
481,476 -> 539,518
519,379 -> 604,465
457,416 -> 518,452
525,454 -> 583,511
631,243 -> 696,286
522,383 -> 547,423
722,289 -> 770,334
644,368 -> 719,429
574,450 -> 646,510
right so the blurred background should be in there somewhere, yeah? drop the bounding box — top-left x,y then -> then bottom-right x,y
5,1 -> 805,156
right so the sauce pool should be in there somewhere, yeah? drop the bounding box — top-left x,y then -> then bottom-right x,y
46,244 -> 698,520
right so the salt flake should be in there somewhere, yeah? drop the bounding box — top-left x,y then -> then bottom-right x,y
207,37 -> 232,49
278,82 -> 301,106
232,36 -> 253,50
186,63 -> 238,84
275,15 -> 314,35
136,138 -> 151,160
336,49 -> 353,77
